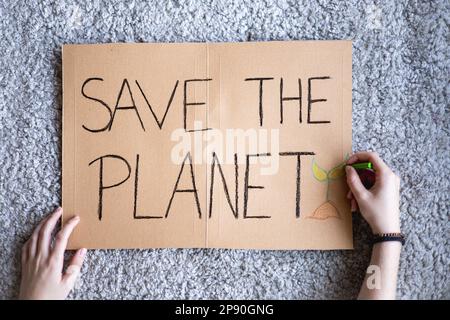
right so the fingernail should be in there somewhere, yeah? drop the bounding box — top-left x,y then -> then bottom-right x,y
79,248 -> 87,256
345,165 -> 351,173
73,215 -> 80,221
55,207 -> 63,214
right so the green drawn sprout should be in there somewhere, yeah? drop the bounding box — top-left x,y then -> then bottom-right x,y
312,157 -> 348,201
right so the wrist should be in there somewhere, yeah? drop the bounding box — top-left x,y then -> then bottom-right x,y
373,240 -> 402,249
371,224 -> 401,234
372,232 -> 405,246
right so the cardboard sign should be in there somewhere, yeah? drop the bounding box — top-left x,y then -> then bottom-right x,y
62,41 -> 352,250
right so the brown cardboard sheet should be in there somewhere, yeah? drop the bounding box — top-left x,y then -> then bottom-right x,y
62,41 -> 352,250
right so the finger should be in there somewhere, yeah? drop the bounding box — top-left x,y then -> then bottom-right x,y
351,199 -> 357,212
28,214 -> 51,257
62,248 -> 87,290
346,189 -> 353,199
21,243 -> 29,265
37,207 -> 63,258
346,151 -> 390,174
51,216 -> 80,261
345,165 -> 369,201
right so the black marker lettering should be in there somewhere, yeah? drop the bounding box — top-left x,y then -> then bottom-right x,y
135,80 -> 179,130
89,154 -> 132,221
243,153 -> 271,219
209,152 -> 238,219
133,154 -> 163,219
183,79 -> 212,132
280,78 -> 302,124
109,79 -> 145,131
244,77 -> 274,126
81,78 -> 112,132
307,76 -> 331,124
165,152 -> 202,218
279,151 -> 315,218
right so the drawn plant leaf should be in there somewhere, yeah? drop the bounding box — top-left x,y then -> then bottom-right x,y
312,159 -> 328,182
328,161 -> 346,180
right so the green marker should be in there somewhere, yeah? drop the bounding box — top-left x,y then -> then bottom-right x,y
350,162 -> 373,170
350,162 -> 375,189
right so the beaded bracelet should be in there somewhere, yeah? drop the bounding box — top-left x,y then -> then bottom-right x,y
372,232 -> 405,246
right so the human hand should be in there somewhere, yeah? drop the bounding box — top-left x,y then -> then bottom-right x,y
19,207 -> 86,300
345,152 -> 401,234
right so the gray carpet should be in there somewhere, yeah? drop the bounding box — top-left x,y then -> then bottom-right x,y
0,0 -> 448,300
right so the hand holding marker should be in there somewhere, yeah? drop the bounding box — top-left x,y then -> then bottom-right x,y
344,152 -> 402,299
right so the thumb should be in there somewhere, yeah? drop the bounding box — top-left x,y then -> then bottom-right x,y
63,248 -> 86,290
345,166 -> 368,201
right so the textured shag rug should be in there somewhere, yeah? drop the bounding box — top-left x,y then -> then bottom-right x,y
0,0 -> 448,299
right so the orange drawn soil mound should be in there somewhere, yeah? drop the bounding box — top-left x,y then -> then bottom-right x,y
309,201 -> 341,220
